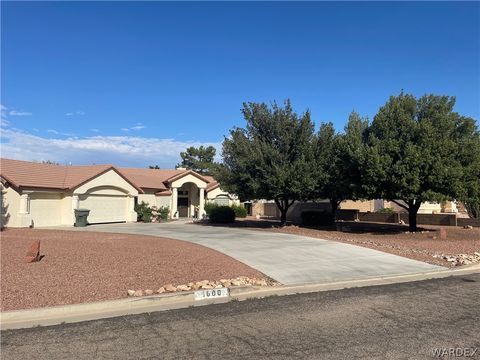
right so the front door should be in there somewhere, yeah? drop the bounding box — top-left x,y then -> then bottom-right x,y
178,197 -> 189,217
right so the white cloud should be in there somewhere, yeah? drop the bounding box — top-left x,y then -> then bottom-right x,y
9,110 -> 32,116
90,129 -> 100,132
121,123 -> 146,131
66,111 -> 86,116
0,125 -> 221,168
47,129 -> 59,134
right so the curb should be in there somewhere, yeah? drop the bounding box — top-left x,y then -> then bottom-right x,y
1,265 -> 479,330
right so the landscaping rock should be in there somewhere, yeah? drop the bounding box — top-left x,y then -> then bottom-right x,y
156,287 -> 165,294
127,290 -> 136,297
201,284 -> 214,289
133,290 -> 144,297
176,285 -> 190,291
145,289 -> 154,296
464,225 -> 473,229
164,284 -> 177,292
25,240 -> 41,263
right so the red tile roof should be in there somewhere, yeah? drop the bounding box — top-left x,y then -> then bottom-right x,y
0,158 -> 218,193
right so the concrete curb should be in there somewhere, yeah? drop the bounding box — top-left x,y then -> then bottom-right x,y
2,265 -> 479,330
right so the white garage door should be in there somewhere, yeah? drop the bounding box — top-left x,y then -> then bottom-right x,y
29,193 -> 62,227
79,194 -> 127,224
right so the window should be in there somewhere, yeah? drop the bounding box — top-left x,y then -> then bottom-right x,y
215,195 -> 229,206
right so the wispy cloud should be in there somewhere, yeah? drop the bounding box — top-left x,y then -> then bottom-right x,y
65,110 -> 86,116
90,128 -> 100,133
121,123 -> 146,132
47,129 -> 59,135
9,110 -> 32,116
1,122 -> 220,168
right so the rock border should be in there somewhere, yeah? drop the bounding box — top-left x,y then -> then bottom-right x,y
127,276 -> 279,297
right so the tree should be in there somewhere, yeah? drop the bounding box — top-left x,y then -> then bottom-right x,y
148,165 -> 161,169
218,100 -> 316,225
362,93 -> 470,231
453,115 -> 480,218
314,111 -> 368,218
177,146 -> 219,175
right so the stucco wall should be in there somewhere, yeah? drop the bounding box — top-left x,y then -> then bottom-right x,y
1,185 -> 21,228
206,187 -> 240,206
74,169 -> 138,196
171,173 -> 207,189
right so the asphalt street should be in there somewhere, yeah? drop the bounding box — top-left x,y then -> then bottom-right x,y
1,274 -> 479,360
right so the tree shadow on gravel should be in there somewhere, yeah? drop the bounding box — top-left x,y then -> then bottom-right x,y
193,219 -> 434,235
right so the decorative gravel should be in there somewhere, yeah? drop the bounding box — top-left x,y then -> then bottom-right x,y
0,229 -> 263,311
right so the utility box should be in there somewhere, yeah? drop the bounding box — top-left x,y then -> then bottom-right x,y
74,208 -> 90,227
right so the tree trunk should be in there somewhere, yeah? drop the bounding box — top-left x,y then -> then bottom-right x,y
274,198 -> 293,227
280,209 -> 287,226
330,198 -> 341,220
407,200 -> 421,232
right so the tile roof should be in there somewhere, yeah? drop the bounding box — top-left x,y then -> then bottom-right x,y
0,158 -> 113,190
0,158 -> 218,193
118,168 -> 185,191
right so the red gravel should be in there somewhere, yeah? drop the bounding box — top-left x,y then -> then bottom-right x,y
0,229 -> 263,311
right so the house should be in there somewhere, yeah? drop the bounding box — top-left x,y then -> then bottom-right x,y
0,158 -> 238,228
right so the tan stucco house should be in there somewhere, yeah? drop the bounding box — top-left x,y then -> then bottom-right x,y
0,158 -> 238,228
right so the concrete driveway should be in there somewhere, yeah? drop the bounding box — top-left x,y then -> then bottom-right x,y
61,221 -> 443,285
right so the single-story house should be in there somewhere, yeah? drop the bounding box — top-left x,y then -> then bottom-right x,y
0,158 -> 238,228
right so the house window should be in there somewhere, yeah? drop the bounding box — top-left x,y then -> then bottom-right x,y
214,195 -> 229,206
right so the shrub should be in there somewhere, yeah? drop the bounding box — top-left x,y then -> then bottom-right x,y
301,210 -> 334,226
209,206 -> 235,223
154,206 -> 170,221
376,207 -> 395,214
205,202 -> 218,216
231,204 -> 248,218
135,201 -> 153,222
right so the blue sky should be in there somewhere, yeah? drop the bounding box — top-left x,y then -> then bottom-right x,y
1,1 -> 479,167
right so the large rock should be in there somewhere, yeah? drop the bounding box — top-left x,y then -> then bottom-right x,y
164,284 -> 177,292
145,289 -> 154,296
25,240 -> 41,263
176,284 -> 191,291
127,290 -> 136,297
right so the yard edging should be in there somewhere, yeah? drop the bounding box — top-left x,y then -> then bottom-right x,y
2,264 -> 479,331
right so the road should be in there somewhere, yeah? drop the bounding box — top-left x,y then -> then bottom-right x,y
2,274 -> 479,360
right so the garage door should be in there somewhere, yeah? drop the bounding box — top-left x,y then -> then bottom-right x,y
79,194 -> 127,224
29,193 -> 62,227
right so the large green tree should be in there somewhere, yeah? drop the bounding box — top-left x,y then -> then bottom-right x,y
362,93 -> 473,231
453,115 -> 480,218
177,145 -> 219,175
218,100 -> 316,225
314,111 -> 368,218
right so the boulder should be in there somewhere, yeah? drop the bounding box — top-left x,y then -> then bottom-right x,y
157,287 -> 165,294
145,289 -> 154,296
127,290 -> 136,297
25,240 -> 41,263
164,284 -> 177,292
176,284 -> 191,291
133,290 -> 144,297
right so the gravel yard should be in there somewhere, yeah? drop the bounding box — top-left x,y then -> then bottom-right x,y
0,229 -> 263,311
214,219 -> 480,267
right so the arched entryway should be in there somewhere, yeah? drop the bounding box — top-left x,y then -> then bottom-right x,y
169,172 -> 208,219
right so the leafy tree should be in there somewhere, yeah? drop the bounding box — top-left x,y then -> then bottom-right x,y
148,165 -> 161,169
218,100 -> 316,225
314,111 -> 368,218
177,146 -> 219,175
362,93 -> 471,231
453,116 -> 480,218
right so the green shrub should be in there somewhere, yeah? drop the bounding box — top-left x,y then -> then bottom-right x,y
154,206 -> 170,221
205,202 -> 218,216
376,207 -> 395,214
135,201 -> 153,222
231,204 -> 247,218
301,210 -> 334,226
209,206 -> 235,223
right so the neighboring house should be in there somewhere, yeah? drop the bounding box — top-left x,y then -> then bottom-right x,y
0,158 -> 238,228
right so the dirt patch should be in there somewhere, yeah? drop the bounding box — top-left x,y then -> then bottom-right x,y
0,229 -> 264,311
